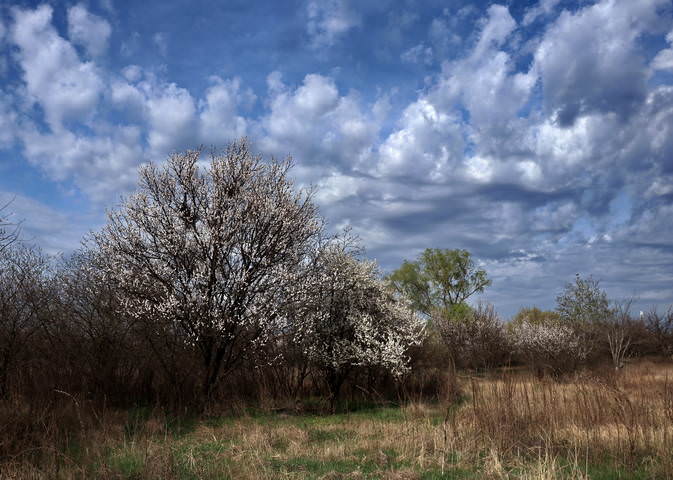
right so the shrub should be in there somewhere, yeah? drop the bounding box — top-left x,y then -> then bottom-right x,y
436,303 -> 509,370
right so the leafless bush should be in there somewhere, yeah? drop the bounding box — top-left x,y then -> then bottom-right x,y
605,301 -> 635,372
436,303 -> 509,370
643,306 -> 673,357
0,244 -> 51,398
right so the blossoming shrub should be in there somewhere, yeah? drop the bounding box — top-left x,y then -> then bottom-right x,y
509,318 -> 588,377
289,242 -> 425,402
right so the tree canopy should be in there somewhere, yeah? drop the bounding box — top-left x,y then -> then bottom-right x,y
93,140 -> 323,395
387,248 -> 491,317
556,274 -> 612,326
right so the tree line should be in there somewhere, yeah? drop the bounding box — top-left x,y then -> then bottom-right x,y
1,139 -> 672,413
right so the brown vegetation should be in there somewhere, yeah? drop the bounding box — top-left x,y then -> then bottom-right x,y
1,360 -> 672,479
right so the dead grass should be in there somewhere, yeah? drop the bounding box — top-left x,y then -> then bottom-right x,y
1,361 -> 672,479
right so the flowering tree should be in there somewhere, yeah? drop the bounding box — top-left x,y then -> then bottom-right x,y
509,317 -> 588,377
289,242 -> 424,404
556,274 -> 614,365
556,274 -> 612,326
93,140 -> 323,396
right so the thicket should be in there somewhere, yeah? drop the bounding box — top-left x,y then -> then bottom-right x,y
1,140 -> 672,465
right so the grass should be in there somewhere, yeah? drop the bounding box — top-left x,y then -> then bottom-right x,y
2,361 -> 673,479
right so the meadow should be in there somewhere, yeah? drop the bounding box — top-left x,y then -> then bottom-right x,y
2,360 -> 672,480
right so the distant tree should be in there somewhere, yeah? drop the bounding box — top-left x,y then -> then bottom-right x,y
511,307 -> 561,326
509,318 -> 587,377
387,248 -> 491,317
555,274 -> 613,365
93,139 -> 323,397
556,274 -> 612,327
436,302 -> 509,370
290,241 -> 424,405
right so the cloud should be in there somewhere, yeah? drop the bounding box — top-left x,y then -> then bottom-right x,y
379,4 -> 534,184
11,5 -> 103,130
522,0 -> 560,26
306,0 -> 360,48
0,191 -> 93,255
18,124 -> 143,203
152,32 -> 168,56
67,4 -> 112,57
199,76 -> 256,145
375,99 -> 464,182
0,92 -> 17,148
100,0 -> 115,14
532,0 -> 667,126
652,30 -> 673,71
428,16 -> 460,59
473,4 -> 517,56
144,82 -> 197,155
400,44 -> 433,65
259,73 -> 379,171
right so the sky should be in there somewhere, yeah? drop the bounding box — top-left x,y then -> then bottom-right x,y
0,0 -> 672,318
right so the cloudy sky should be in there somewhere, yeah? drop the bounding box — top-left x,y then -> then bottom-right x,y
1,0 -> 672,317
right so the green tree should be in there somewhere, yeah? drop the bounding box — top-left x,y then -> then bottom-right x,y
556,274 -> 612,327
387,248 -> 491,317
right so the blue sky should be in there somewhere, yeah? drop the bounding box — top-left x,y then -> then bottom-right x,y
1,0 -> 672,317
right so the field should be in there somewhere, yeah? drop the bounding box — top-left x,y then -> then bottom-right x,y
2,360 -> 673,479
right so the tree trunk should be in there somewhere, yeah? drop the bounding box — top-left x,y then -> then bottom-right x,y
202,346 -> 226,399
326,369 -> 349,412
0,351 -> 12,399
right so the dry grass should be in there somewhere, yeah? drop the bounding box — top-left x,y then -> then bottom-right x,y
1,360 -> 672,479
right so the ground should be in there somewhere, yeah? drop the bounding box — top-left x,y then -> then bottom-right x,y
2,360 -> 672,479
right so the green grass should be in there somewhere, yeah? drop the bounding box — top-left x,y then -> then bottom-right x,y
585,464 -> 652,480
108,446 -> 145,478
269,456 -> 381,478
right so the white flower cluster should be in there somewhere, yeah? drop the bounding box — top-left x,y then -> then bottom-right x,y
509,319 -> 587,374
289,244 -> 425,379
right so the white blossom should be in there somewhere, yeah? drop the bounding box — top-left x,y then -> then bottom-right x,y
92,139 -> 323,393
509,318 -> 587,375
287,241 -> 425,397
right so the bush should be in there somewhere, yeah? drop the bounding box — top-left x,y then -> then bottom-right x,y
509,317 -> 587,377
435,303 -> 509,370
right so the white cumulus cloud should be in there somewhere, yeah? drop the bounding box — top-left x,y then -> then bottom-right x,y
67,4 -> 112,57
11,5 -> 103,130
